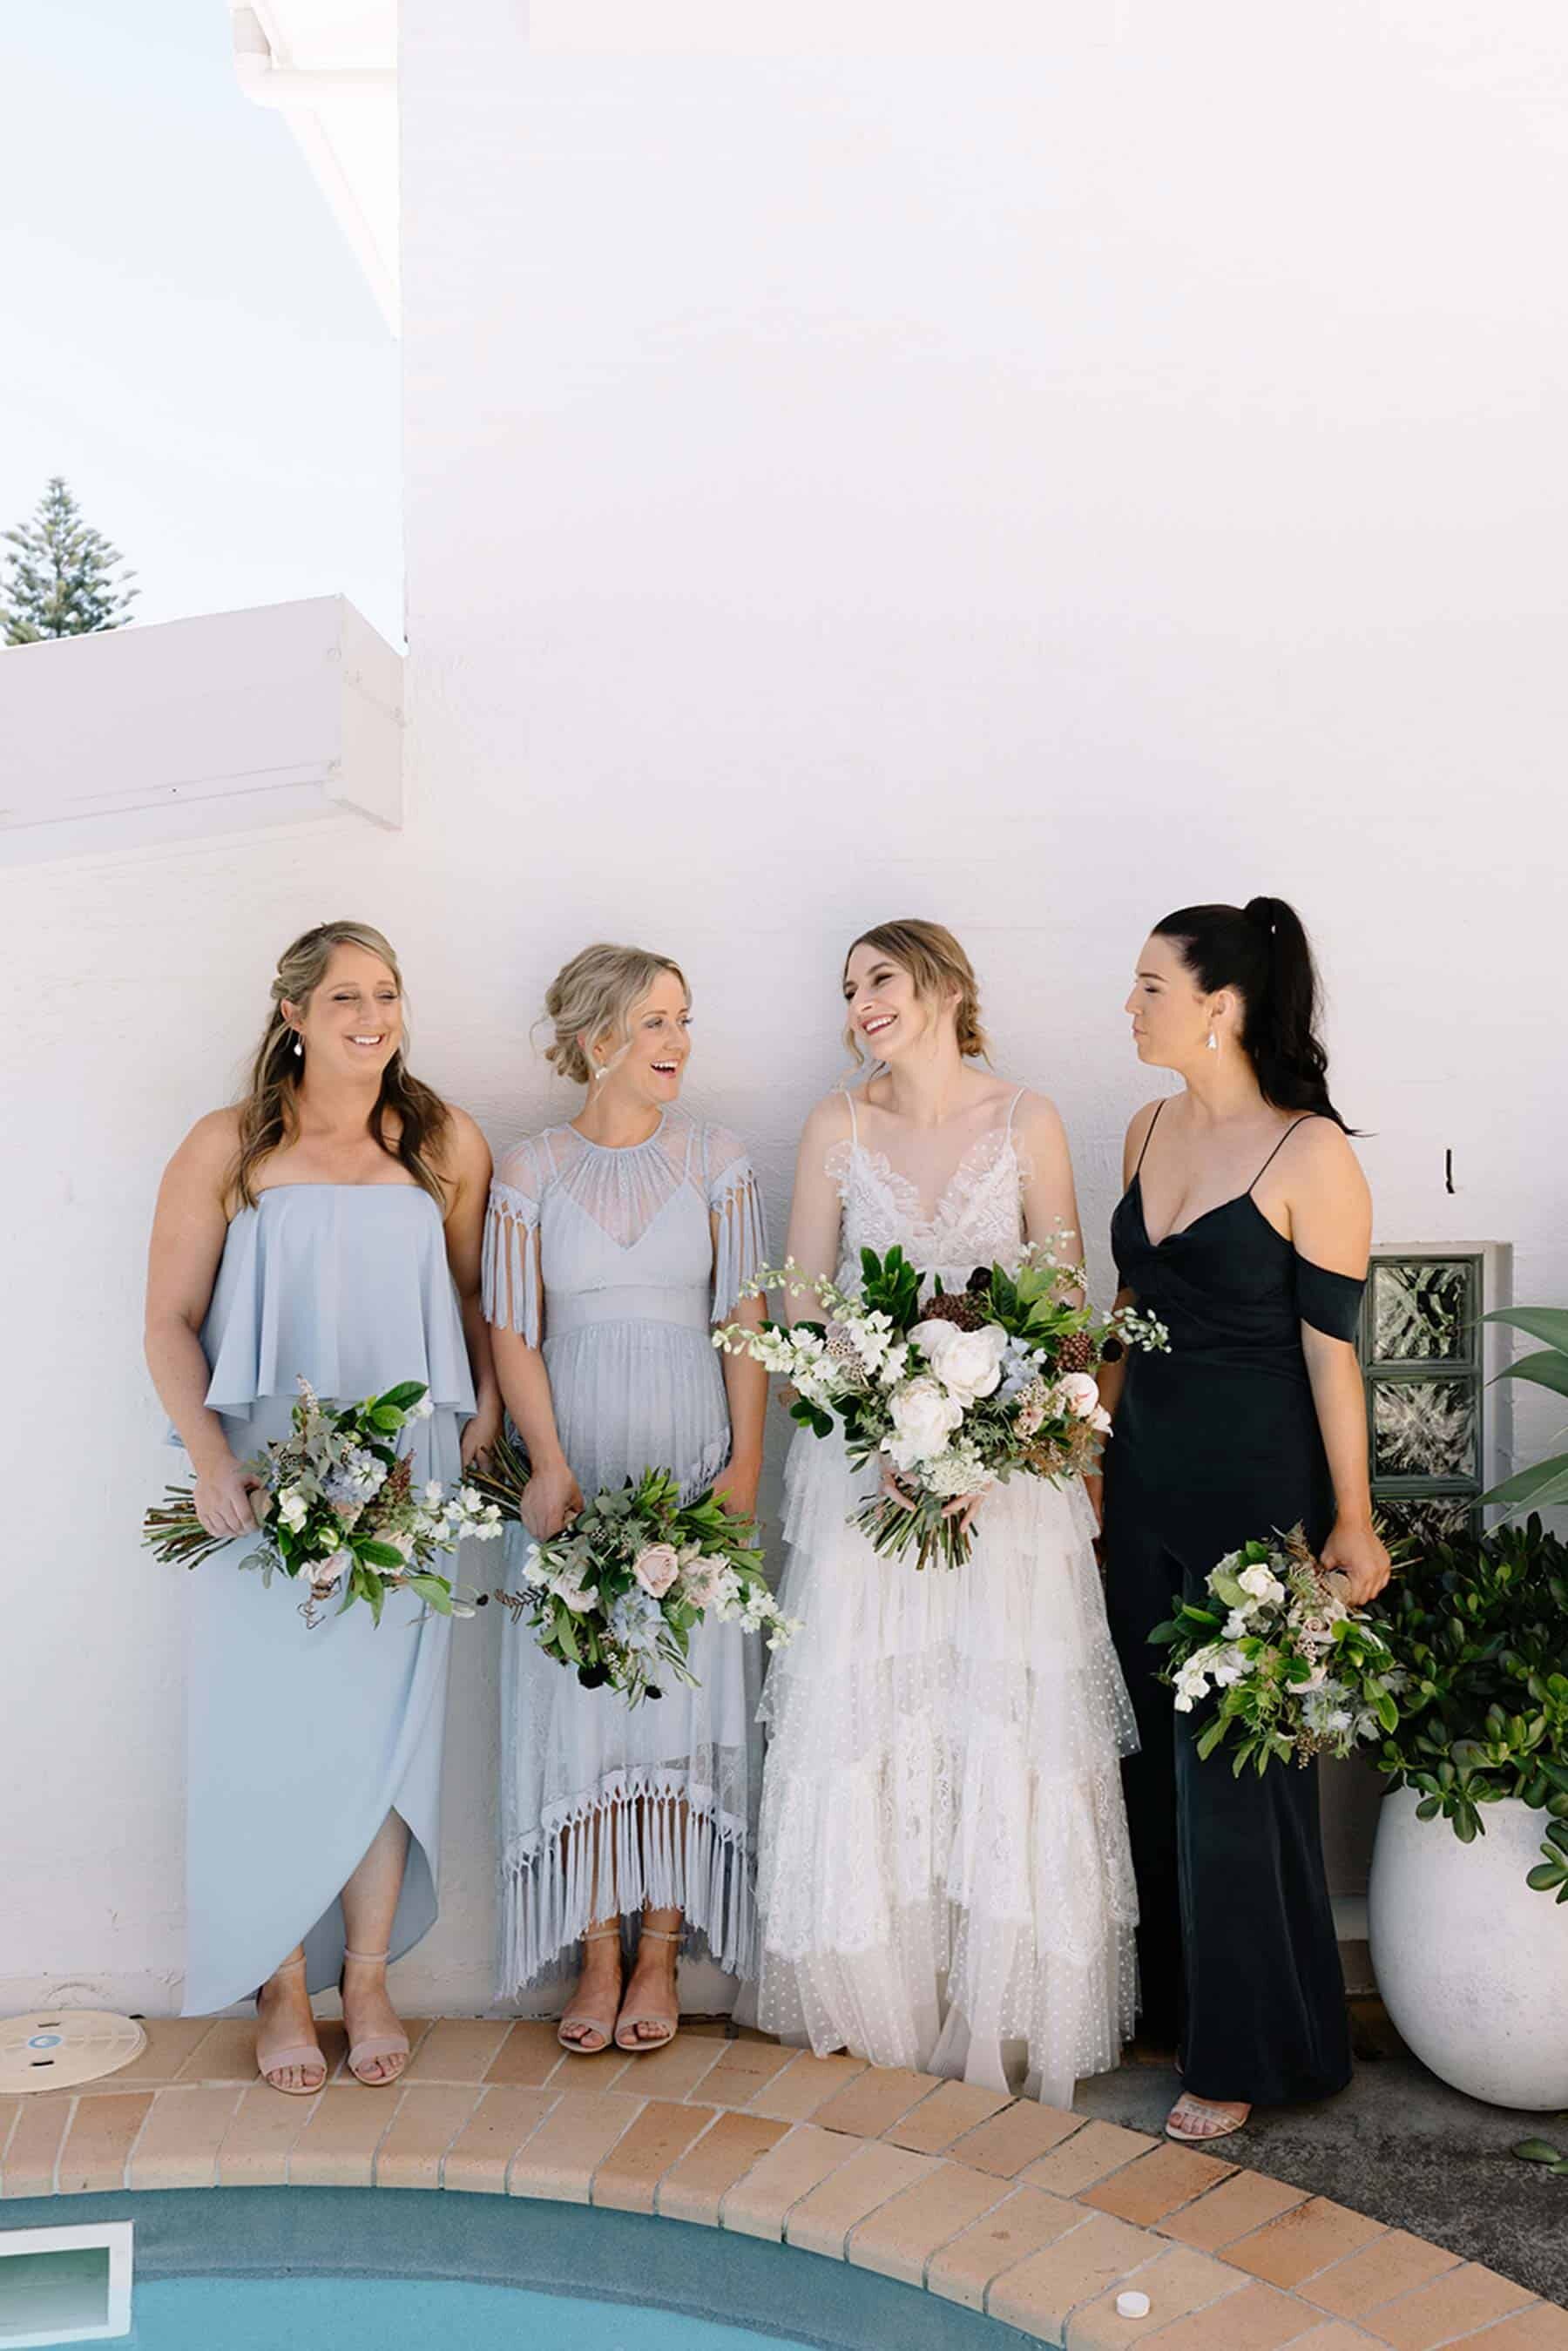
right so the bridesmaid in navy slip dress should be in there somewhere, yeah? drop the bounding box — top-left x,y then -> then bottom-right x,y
1098,897 -> 1390,2145
146,921 -> 500,2097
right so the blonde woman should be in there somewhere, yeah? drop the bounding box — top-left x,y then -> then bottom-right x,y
754,920 -> 1138,2108
145,921 -> 498,2093
484,944 -> 768,2053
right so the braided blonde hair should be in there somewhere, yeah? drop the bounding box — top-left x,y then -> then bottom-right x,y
540,942 -> 689,1086
841,918 -> 990,1067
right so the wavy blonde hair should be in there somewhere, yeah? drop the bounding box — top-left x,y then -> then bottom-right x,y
841,918 -> 990,1068
540,942 -> 689,1087
232,920 -> 451,1209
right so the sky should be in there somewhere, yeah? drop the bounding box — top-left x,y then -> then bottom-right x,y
0,0 -> 402,643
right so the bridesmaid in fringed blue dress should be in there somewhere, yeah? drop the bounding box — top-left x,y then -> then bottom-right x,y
145,921 -> 500,2094
485,943 -> 769,2056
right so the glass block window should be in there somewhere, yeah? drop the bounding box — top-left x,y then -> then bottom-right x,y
1359,1254 -> 1484,1547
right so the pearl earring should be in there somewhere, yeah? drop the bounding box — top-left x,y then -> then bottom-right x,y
595,1065 -> 609,1083
1206,1030 -> 1219,1053
292,1031 -> 303,1058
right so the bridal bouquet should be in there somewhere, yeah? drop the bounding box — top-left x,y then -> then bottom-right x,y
144,1376 -> 504,1625
715,1242 -> 1168,1570
1152,1525 -> 1404,1773
477,1436 -> 799,1706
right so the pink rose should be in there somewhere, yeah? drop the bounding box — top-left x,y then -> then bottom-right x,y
632,1543 -> 680,1598
682,1557 -> 727,1609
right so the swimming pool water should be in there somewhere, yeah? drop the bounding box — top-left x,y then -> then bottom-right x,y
127,2275 -> 820,2349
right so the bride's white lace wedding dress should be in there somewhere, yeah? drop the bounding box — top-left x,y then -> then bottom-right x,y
754,1089 -> 1139,2108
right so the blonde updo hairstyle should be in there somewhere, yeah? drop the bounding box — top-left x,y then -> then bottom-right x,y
541,942 -> 690,1087
842,918 -> 990,1068
233,918 -> 451,1209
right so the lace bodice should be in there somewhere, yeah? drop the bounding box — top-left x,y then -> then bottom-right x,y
826,1088 -> 1031,1290
482,1107 -> 765,1347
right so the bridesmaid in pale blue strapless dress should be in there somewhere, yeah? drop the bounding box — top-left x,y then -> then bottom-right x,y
146,922 -> 500,2094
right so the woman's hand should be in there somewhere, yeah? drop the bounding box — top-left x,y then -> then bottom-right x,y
460,1403 -> 502,1472
520,1457 -> 583,1543
880,1460 -> 984,1532
192,1455 -> 265,1541
1321,1517 -> 1392,1606
711,1456 -> 760,1523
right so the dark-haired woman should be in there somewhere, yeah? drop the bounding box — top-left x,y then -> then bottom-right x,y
145,922 -> 499,2093
1100,897 -> 1389,2144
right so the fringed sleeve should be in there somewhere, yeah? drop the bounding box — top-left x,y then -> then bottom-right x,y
704,1125 -> 768,1323
483,1144 -> 544,1345
1294,1253 -> 1366,1343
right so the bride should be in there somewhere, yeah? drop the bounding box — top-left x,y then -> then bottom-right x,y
754,920 -> 1139,2108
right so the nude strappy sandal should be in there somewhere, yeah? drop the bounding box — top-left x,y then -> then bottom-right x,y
340,1946 -> 410,2086
557,1926 -> 625,2055
614,1925 -> 681,2054
1166,2094 -> 1251,2144
255,1954 -> 328,2097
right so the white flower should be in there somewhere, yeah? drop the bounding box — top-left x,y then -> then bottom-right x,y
424,1480 -> 445,1504
277,1487 -> 310,1531
1223,1609 -> 1252,1640
410,1395 -> 435,1420
553,1574 -> 598,1614
912,1319 -> 1009,1404
1054,1371 -> 1103,1422
1210,1646 -> 1248,1688
1238,1563 -> 1287,1605
886,1377 -> 965,1469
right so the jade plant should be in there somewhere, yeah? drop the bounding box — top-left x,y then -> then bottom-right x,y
1369,1515 -> 1568,1899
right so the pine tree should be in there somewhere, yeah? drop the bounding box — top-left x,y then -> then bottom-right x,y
1,476 -> 139,644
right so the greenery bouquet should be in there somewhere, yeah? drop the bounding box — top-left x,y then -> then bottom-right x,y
476,1437 -> 797,1706
716,1240 -> 1167,1571
144,1376 -> 503,1625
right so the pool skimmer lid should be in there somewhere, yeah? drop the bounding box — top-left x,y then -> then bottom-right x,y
0,2010 -> 146,2093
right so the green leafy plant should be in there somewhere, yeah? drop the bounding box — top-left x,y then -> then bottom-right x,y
1512,2137 -> 1568,2176
1484,1306 -> 1568,1516
1368,1517 -> 1568,1900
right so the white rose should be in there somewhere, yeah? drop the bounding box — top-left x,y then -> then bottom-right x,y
1238,1564 -> 1286,1604
278,1488 -> 309,1531
1210,1646 -> 1248,1688
554,1575 -> 598,1614
912,1320 -> 1009,1405
887,1377 -> 964,1467
1054,1372 -> 1102,1421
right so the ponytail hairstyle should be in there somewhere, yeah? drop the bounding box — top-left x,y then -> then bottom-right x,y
233,920 -> 453,1209
1152,897 -> 1350,1130
842,919 -> 990,1069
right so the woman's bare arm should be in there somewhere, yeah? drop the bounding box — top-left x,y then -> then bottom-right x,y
145,1110 -> 262,1538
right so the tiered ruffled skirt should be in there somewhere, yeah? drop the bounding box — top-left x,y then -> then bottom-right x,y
755,1428 -> 1139,2109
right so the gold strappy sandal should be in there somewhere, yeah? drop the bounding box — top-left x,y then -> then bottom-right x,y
613,1925 -> 681,2054
557,1926 -> 624,2055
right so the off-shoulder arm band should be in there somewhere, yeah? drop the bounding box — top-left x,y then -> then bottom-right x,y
1294,1253 -> 1364,1344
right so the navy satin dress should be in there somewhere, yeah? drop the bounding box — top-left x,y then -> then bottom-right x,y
1102,1108 -> 1364,2106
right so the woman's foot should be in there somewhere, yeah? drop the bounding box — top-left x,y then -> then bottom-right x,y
558,1928 -> 624,2054
614,1924 -> 681,2052
341,1948 -> 410,2086
255,1956 -> 326,2096
1166,2094 -> 1251,2143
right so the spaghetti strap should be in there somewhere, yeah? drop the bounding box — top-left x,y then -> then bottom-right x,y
841,1086 -> 860,1144
1005,1084 -> 1027,1138
1249,1115 -> 1317,1192
1132,1099 -> 1166,1179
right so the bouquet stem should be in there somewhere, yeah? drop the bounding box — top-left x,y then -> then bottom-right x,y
855,1492 -> 973,1571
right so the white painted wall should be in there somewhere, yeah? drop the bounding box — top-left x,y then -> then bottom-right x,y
4,0 -> 1565,2017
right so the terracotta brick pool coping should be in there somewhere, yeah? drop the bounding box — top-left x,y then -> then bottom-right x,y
3,2020 -> 1562,2351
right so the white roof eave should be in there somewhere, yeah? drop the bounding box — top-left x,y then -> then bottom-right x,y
230,0 -> 400,332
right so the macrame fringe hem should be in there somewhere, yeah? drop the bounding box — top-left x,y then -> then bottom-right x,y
499,1778 -> 757,1996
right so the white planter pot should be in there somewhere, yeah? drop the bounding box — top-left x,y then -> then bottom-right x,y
1369,1787 -> 1568,2111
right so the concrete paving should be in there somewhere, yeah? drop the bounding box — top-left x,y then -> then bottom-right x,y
1078,2008 -> 1568,2308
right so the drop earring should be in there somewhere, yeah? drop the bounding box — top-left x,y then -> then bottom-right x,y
292,1030 -> 303,1058
1206,1030 -> 1219,1053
